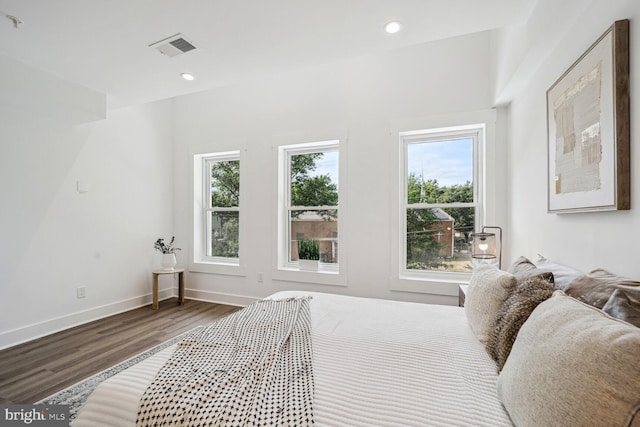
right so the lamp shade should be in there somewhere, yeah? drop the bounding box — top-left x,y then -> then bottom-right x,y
471,232 -> 497,260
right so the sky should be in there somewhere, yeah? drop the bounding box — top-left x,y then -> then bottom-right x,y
407,138 -> 473,187
304,138 -> 472,190
312,151 -> 339,189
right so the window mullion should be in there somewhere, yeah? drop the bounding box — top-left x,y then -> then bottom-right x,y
407,202 -> 476,209
290,205 -> 338,211
206,207 -> 239,212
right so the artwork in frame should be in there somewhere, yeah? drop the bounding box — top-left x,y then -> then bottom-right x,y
547,19 -> 630,213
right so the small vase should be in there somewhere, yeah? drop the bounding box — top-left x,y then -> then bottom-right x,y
162,253 -> 177,271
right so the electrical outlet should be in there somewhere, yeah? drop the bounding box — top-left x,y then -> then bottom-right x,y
257,272 -> 264,283
77,287 -> 86,299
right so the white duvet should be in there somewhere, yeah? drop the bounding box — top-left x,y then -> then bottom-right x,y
73,291 -> 512,426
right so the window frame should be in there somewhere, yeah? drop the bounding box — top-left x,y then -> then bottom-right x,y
399,124 -> 485,283
277,140 -> 341,275
192,150 -> 245,273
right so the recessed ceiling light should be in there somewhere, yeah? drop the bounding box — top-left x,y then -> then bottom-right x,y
180,72 -> 195,81
384,21 -> 402,34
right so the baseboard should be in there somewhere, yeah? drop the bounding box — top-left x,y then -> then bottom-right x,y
0,288 -> 175,350
0,288 -> 258,350
185,288 -> 257,307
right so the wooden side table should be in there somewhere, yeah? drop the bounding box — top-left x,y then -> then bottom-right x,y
152,268 -> 185,310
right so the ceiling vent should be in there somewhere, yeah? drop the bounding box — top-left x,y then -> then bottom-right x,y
149,33 -> 197,58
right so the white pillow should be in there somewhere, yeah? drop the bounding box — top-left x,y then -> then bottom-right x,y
465,263 -> 516,343
497,291 -> 640,427
533,255 -> 583,290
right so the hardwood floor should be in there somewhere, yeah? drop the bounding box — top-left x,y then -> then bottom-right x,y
0,298 -> 241,404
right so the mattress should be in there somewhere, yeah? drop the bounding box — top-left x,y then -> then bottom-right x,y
73,291 -> 513,426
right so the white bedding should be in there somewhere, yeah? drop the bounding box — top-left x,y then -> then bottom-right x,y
73,291 -> 513,426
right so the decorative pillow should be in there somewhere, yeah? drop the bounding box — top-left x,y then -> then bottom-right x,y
508,256 -> 554,285
485,277 -> 555,371
465,264 -> 516,344
497,291 -> 640,427
533,255 -> 583,290
565,268 -> 640,309
603,289 -> 640,328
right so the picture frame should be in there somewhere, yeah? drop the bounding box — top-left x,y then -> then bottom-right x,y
547,19 -> 629,213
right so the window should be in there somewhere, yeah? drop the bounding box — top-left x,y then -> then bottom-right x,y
400,125 -> 483,276
278,141 -> 339,272
194,151 -> 241,266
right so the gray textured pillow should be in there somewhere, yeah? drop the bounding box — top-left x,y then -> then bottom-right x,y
603,289 -> 640,327
565,268 -> 640,308
486,277 -> 555,371
465,264 -> 516,344
497,291 -> 640,427
508,256 -> 554,285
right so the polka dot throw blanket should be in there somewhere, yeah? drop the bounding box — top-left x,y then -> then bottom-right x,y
136,297 -> 314,426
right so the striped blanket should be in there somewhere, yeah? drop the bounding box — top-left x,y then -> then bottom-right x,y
136,298 -> 314,426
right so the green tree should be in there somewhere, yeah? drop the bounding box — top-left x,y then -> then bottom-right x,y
291,153 -> 322,185
210,160 -> 240,257
290,153 -> 338,219
406,208 -> 447,270
421,179 -> 445,204
207,154 -> 340,257
439,181 -> 472,203
211,214 -> 239,258
439,181 -> 474,230
406,174 -> 475,270
407,174 -> 423,204
406,174 -> 445,269
210,160 -> 239,207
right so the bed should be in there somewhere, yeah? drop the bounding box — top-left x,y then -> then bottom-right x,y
72,291 -> 512,426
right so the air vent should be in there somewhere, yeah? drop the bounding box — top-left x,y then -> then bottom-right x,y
149,33 -> 197,58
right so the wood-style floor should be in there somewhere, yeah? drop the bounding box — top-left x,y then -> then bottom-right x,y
0,298 -> 241,404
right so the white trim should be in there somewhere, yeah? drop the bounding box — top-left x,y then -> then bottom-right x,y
189,262 -> 248,276
185,289 -> 256,307
271,267 -> 347,287
192,150 -> 245,273
392,277 -> 462,296
0,288 -> 177,350
281,140 -> 339,154
390,109 -> 497,294
276,139 -> 346,281
0,286 -> 257,350
399,125 -> 483,278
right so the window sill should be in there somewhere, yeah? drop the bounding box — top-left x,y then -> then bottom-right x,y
272,268 -> 346,287
390,275 -> 467,296
189,261 -> 247,277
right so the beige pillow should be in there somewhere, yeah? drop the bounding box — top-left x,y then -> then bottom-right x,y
465,264 -> 516,344
508,256 -> 554,285
497,291 -> 640,427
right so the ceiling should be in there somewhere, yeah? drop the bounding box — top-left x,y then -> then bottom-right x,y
0,0 -> 536,109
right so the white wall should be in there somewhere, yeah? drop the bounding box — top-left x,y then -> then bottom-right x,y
172,31 -> 507,306
0,57 -> 175,348
499,0 -> 640,275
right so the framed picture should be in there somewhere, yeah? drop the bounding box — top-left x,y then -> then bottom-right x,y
547,19 -> 629,213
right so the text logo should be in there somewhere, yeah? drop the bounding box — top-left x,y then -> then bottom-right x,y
1,405 -> 69,426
